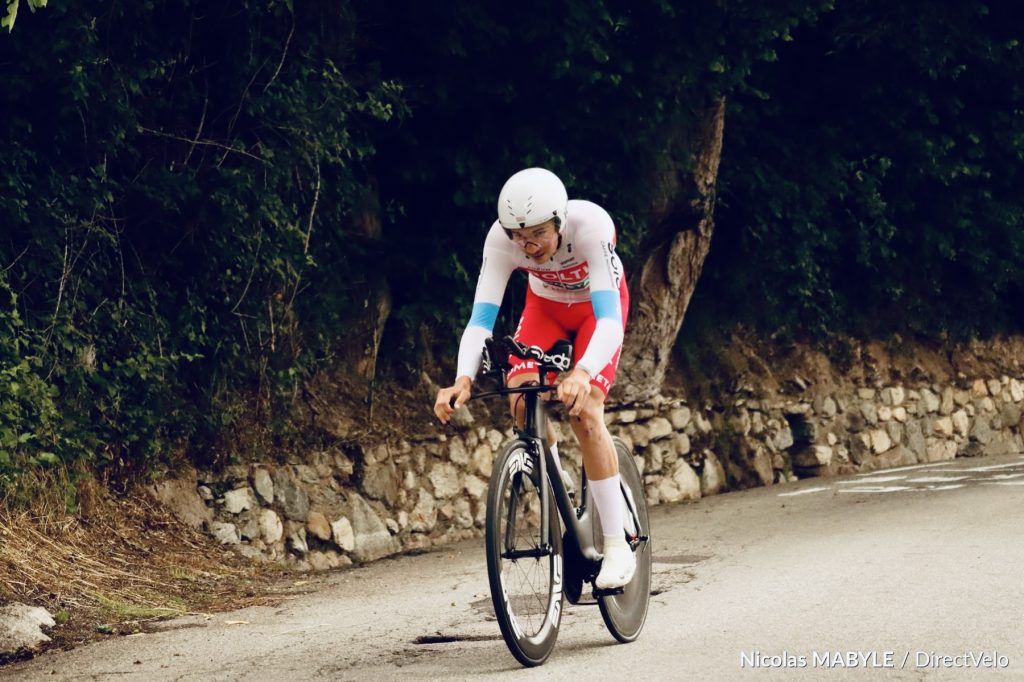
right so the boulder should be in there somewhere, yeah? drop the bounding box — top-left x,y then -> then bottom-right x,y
904,421 -> 926,462
793,445 -> 833,468
288,528 -> 309,555
259,509 -> 284,544
700,451 -> 726,496
149,469 -> 213,529
668,407 -> 691,430
428,462 -> 462,499
349,494 -> 400,562
361,460 -> 399,505
657,460 -> 701,504
471,444 -> 493,478
647,417 -> 674,441
251,468 -> 274,504
272,468 -> 310,522
869,429 -> 892,454
925,438 -> 957,462
210,522 -> 240,545
933,417 -> 954,437
306,511 -> 332,542
919,388 -> 940,413
331,516 -> 356,552
0,604 -> 55,655
969,417 -> 995,445
223,487 -> 254,515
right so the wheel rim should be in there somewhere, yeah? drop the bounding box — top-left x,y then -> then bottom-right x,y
495,465 -> 562,644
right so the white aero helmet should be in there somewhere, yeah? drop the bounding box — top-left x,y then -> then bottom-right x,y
497,168 -> 568,231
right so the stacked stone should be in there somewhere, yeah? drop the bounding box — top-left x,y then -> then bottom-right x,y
604,400 -> 727,506
199,449 -> 393,572
197,426 -> 515,570
187,375 -> 1024,571
781,377 -> 1024,476
712,398 -> 798,486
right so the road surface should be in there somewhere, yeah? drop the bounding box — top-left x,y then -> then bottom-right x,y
5,453 -> 1024,680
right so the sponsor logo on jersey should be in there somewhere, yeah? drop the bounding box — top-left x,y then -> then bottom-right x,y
523,262 -> 591,291
603,241 -> 623,290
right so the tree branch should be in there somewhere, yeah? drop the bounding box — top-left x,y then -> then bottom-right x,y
263,18 -> 295,94
137,126 -> 265,162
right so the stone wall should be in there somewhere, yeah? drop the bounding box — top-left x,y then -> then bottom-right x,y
157,374 -> 1024,571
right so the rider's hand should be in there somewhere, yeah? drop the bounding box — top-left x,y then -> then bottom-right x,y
557,367 -> 592,417
434,376 -> 472,424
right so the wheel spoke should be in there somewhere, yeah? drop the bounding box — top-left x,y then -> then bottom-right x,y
486,443 -> 563,665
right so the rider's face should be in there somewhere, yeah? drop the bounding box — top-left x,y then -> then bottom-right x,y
510,221 -> 559,263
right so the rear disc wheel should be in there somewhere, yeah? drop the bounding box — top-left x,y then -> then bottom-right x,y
597,436 -> 652,643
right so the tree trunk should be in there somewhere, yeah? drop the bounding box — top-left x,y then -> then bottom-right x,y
616,97 -> 726,403
306,181 -> 392,438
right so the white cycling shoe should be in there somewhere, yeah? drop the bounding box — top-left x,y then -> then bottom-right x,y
595,537 -> 636,590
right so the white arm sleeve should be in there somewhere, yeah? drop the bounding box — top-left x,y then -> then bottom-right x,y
574,211 -> 625,377
454,224 -> 517,381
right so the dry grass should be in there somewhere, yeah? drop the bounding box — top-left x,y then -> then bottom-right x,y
0,468 -> 291,653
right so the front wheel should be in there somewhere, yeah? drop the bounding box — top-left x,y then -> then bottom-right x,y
597,436 -> 652,643
485,440 -> 564,667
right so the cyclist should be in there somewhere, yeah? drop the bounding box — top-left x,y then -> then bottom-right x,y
433,167 -> 634,589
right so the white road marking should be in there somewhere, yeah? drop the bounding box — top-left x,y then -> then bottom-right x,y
838,486 -> 912,494
855,462 -> 954,476
777,455 -> 1024,497
959,461 -> 1024,472
837,475 -> 907,485
777,487 -> 831,497
905,476 -> 971,483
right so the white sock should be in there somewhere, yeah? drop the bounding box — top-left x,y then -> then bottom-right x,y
589,475 -> 624,538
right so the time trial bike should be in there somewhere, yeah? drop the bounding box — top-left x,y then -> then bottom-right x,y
464,335 -> 652,666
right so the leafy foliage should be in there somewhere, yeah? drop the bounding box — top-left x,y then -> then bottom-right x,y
2,0 -> 1022,493
700,0 -> 1024,339
1,1 -> 403,489
2,0 -> 46,31
358,0 -> 828,359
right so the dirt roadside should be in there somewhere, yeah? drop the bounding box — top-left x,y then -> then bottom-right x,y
0,473 -> 308,666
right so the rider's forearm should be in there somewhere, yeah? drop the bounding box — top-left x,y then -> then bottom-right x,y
456,323 -> 492,381
576,316 -> 623,378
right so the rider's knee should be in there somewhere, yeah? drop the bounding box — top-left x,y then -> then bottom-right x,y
570,396 -> 606,440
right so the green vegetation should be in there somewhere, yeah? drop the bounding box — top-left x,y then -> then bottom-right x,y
1,1 -> 1022,492
696,0 -> 1024,339
93,593 -> 185,619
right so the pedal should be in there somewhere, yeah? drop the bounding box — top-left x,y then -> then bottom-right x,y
629,534 -> 650,551
592,586 -> 625,598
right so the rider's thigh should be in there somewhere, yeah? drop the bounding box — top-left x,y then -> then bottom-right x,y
507,371 -> 541,422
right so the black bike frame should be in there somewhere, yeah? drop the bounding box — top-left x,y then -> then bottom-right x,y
476,371 -> 602,567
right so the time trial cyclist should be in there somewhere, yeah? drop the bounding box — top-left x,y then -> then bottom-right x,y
433,167 -> 634,589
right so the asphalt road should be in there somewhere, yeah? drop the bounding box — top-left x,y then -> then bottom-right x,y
5,453 -> 1024,680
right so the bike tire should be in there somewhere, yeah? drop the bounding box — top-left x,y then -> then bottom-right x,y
597,436 -> 652,643
485,439 -> 564,667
